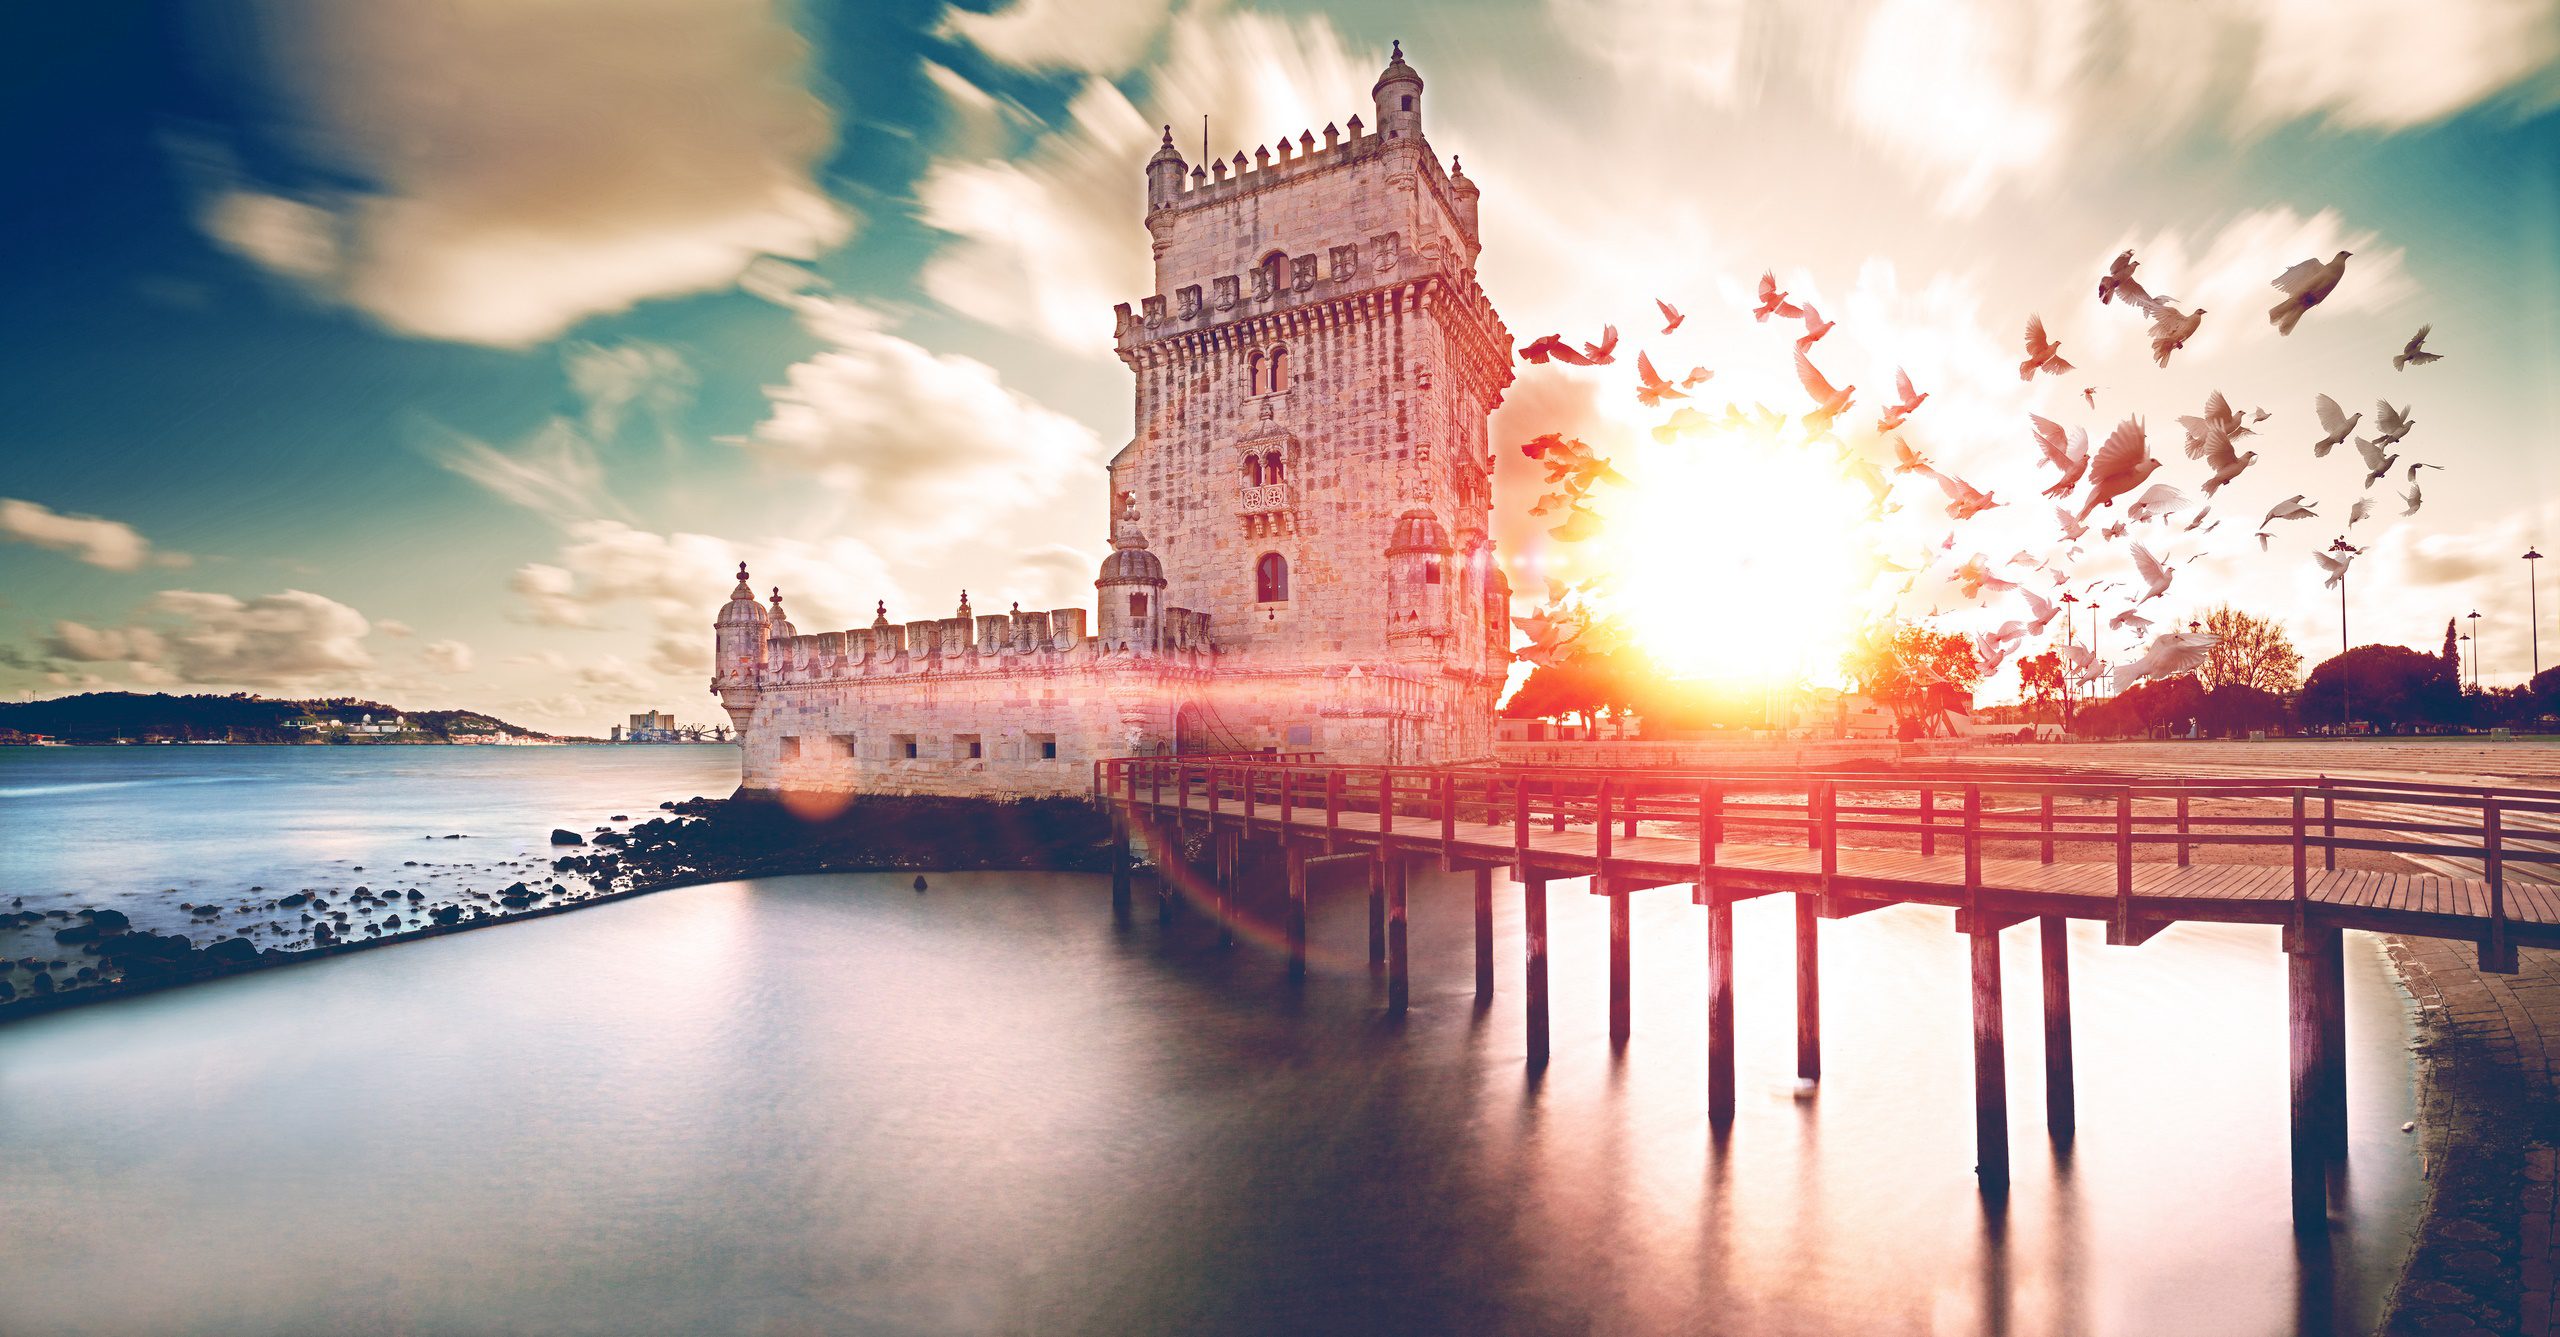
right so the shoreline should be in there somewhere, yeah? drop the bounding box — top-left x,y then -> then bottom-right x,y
2378,936 -> 2560,1334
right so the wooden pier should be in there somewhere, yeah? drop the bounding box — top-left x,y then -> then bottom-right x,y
1096,755 -> 2560,1228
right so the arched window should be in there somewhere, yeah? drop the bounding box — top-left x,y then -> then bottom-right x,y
1129,592 -> 1149,618
1267,345 -> 1290,392
1249,350 -> 1265,396
1243,454 -> 1264,486
1261,251 -> 1288,295
1423,558 -> 1443,585
1263,450 -> 1285,483
1255,552 -> 1289,603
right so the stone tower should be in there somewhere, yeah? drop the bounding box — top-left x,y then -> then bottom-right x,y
1108,42 -> 1513,761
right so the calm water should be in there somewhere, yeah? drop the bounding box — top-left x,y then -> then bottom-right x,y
0,749 -> 2425,1334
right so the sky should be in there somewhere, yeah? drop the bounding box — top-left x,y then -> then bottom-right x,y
2,0 -> 2557,734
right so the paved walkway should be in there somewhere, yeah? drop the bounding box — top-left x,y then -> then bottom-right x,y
2386,937 -> 2560,1334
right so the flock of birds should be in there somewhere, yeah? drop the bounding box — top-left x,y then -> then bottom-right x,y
1511,247 -> 2450,698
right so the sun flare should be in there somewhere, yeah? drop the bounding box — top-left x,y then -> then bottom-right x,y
1584,426 -> 1878,688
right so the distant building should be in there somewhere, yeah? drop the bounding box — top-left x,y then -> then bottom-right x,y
629,711 -> 677,735
712,44 -> 1513,799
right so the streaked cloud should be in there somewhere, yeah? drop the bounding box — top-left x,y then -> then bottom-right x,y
0,498 -> 178,572
938,0 -> 1179,76
182,0 -> 851,346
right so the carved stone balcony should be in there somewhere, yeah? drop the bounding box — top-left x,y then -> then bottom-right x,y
1238,483 -> 1295,513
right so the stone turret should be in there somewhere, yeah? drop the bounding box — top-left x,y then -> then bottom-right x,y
713,562 -> 770,731
1145,126 -> 1187,214
766,587 -> 796,641
1096,509 -> 1167,653
1372,40 -> 1424,141
1386,507 -> 1452,659
1449,156 -> 1480,255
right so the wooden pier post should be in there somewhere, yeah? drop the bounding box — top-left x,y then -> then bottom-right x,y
1525,875 -> 1551,1067
1110,808 -> 1132,923
1368,853 -> 1386,968
2289,925 -> 2340,1230
1972,924 -> 2010,1191
1609,883 -> 1632,1047
1474,866 -> 1495,1003
1707,893 -> 1736,1124
1387,854 -> 1410,1013
2041,915 -> 2075,1141
1215,829 -> 1236,948
1285,843 -> 1309,982
1155,817 -> 1177,926
1796,893 -> 1821,1083
2315,924 -> 2347,1155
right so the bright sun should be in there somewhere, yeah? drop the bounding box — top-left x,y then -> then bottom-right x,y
1582,424 -> 1878,687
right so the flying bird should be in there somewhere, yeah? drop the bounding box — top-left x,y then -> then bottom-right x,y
2030,414 -> 2090,499
1521,334 -> 1588,366
2268,251 -> 2352,335
2018,587 -> 2060,634
1935,471 -> 2000,520
1578,325 -> 1619,364
2126,482 -> 2193,523
2401,482 -> 2424,516
2020,315 -> 2075,380
2407,461 -> 2441,481
2055,506 -> 2090,541
2148,305 -> 2206,368
1679,365 -> 1715,388
2179,391 -> 2250,446
2082,387 -> 2098,408
2101,521 -> 2129,540
2354,436 -> 2400,487
2076,416 -> 2158,520
2313,546 -> 2356,590
1952,555 -> 2017,599
2188,423 -> 2258,495
1633,351 -> 1687,407
1754,271 -> 1802,323
2184,505 -> 2216,532
2096,249 -> 2150,307
1652,405 -> 1711,443
2347,497 -> 2373,527
1876,367 -> 1928,432
2372,399 -> 2415,445
2394,325 -> 2441,370
1892,438 -> 1934,474
2112,631 -> 2218,694
1794,348 -> 1856,437
2261,495 -> 2317,527
1795,302 -> 1835,350
2110,609 -> 2153,634
1655,298 -> 1684,334
2310,394 -> 2359,456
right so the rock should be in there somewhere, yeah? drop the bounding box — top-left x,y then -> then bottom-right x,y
551,829 -> 585,846
30,972 -> 53,995
52,924 -> 101,945
382,914 -> 402,930
431,905 -> 464,926
406,890 -> 423,901
913,875 -> 929,893
0,979 -> 12,1001
313,924 -> 337,946
190,904 -> 222,917
87,908 -> 131,932
611,814 -> 628,822
202,938 -> 259,966
278,892 -> 310,908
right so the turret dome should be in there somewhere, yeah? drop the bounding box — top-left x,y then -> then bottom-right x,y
1386,507 -> 1452,555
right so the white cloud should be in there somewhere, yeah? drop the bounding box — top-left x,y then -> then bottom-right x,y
565,341 -> 696,445
421,639 -> 475,674
147,590 -> 376,685
919,6 -> 1373,351
1,498 -> 166,572
375,618 -> 414,638
427,419 -> 615,524
2234,0 -> 2560,131
186,0 -> 851,346
508,519 -> 900,644
45,621 -> 166,664
745,297 -> 1106,542
937,0 -> 1178,76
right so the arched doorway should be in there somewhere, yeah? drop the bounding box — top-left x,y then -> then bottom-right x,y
1174,704 -> 1212,755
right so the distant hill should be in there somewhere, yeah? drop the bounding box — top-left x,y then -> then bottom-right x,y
0,692 -> 543,743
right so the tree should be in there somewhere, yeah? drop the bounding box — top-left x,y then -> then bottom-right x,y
2200,685 -> 2289,738
2299,644 -> 2451,730
1841,622 -> 1983,737
2017,650 -> 2068,724
2200,606 -> 2303,693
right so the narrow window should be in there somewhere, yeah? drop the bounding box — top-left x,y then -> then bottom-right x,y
1249,350 -> 1265,395
1401,95 -> 1413,111
1031,732 -> 1059,760
778,736 -> 801,760
895,733 -> 917,759
1424,558 -> 1443,585
1261,251 -> 1287,295
957,734 -> 982,760
1264,450 -> 1285,483
1129,592 -> 1149,618
1244,454 -> 1263,487
1267,346 -> 1289,392
1256,552 -> 1289,603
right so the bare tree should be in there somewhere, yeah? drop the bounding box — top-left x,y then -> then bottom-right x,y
2200,605 -> 2304,693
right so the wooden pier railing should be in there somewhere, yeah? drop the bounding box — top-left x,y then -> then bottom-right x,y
1094,754 -> 2560,1227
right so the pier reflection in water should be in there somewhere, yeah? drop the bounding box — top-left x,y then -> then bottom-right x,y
0,867 -> 2419,1335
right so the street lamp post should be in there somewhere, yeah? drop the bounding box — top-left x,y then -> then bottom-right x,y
2059,592 -> 2081,724
2529,547 -> 2545,682
2467,609 -> 2482,691
2331,536 -> 2360,732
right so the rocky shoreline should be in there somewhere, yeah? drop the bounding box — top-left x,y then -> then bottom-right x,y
0,792 -> 1117,1023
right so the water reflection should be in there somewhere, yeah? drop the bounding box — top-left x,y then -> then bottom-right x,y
0,864 -> 2420,1334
